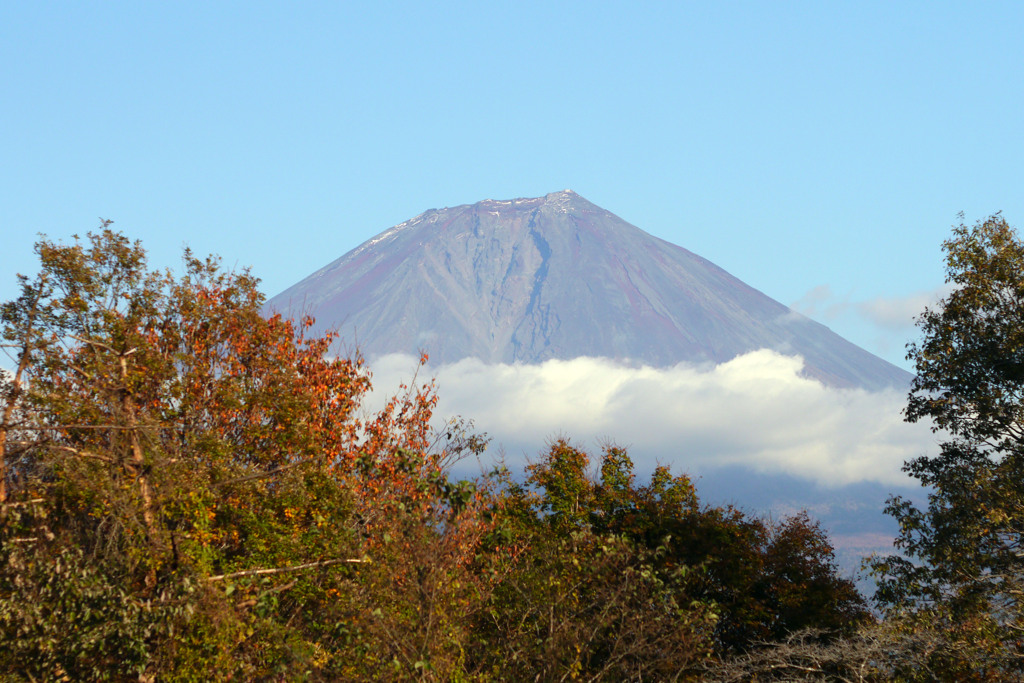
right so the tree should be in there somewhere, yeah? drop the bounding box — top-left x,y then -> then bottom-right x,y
0,229 -> 497,681
872,214 -> 1024,679
477,440 -> 718,680
496,438 -> 865,673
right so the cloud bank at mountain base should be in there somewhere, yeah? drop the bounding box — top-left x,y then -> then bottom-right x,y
364,350 -> 936,488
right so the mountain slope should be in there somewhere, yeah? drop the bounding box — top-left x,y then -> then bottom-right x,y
268,191 -> 910,390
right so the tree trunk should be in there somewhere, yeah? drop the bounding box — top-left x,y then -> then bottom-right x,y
119,352 -> 159,589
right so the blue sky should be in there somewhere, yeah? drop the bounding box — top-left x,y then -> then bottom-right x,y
3,1 -> 1023,371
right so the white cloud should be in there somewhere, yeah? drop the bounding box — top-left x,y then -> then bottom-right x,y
855,285 -> 953,331
363,351 -> 938,488
790,284 -> 851,321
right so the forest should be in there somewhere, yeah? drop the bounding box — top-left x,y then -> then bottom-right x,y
1,214 -> 1023,681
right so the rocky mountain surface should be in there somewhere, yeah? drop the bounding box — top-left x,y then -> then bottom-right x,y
268,191 -> 910,390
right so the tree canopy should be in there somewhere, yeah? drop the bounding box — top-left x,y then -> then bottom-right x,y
870,214 -> 1024,679
0,229 -> 866,681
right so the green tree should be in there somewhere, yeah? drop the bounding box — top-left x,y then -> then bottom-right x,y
872,214 -> 1024,679
477,441 -> 718,680
504,439 -> 865,668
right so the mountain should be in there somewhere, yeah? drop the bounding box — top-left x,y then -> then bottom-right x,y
268,191 -> 910,390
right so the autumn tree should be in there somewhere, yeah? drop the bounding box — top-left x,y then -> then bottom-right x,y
871,214 -> 1024,679
0,229 -> 499,681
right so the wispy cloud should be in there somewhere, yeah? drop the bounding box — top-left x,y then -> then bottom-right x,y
792,284 -> 952,332
364,351 -> 938,488
855,286 -> 953,332
789,284 -> 953,363
790,284 -> 851,321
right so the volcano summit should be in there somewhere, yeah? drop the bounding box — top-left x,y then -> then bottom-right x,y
268,191 -> 909,390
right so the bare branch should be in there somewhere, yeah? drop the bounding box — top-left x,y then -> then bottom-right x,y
48,444 -> 117,464
67,334 -> 136,357
0,498 -> 45,509
215,460 -> 307,488
208,557 -> 370,582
